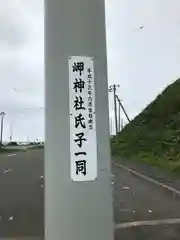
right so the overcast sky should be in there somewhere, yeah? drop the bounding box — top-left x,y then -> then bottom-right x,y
1,0 -> 180,140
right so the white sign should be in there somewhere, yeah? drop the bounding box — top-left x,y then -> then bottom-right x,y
69,56 -> 97,181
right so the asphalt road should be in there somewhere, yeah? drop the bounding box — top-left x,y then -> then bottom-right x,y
0,150 -> 44,238
0,150 -> 180,239
113,164 -> 180,239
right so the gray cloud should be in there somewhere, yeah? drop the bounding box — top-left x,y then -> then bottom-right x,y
0,2 -> 30,48
0,0 -> 44,141
1,0 -> 180,139
106,0 -> 180,135
0,18 -> 27,47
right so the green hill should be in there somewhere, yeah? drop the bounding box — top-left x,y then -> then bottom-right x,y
112,78 -> 180,174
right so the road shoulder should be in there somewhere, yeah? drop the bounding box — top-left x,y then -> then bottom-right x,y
113,157 -> 180,192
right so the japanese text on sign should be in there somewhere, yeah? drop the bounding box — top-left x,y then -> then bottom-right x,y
69,56 -> 97,181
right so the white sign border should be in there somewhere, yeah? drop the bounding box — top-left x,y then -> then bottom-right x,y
69,56 -> 97,182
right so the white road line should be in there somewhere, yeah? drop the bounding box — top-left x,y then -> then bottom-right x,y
8,216 -> 13,221
122,186 -> 130,190
119,209 -> 131,212
7,154 -> 16,157
113,162 -> 180,197
0,238 -> 42,240
4,169 -> 12,174
116,218 -> 180,229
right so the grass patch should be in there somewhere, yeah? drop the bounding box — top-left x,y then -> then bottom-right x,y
28,145 -> 44,150
0,148 -> 20,154
112,78 -> 180,175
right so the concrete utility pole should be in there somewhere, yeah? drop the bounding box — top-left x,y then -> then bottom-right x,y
121,117 -> 124,130
109,84 -> 119,135
110,117 -> 113,135
9,121 -> 13,142
0,112 -> 5,144
118,100 -> 121,132
45,0 -> 114,240
116,95 -> 131,123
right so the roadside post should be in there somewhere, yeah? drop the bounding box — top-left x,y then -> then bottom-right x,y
45,0 -> 114,239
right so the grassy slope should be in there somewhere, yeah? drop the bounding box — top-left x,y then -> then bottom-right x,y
112,78 -> 180,173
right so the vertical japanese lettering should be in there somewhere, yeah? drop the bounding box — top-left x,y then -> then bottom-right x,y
72,62 -> 84,76
74,96 -> 85,110
87,66 -> 94,130
69,57 -> 97,181
76,160 -> 87,175
73,78 -> 85,93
